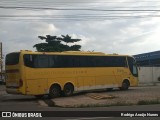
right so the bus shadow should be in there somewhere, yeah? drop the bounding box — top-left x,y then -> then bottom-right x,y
62,88 -> 136,98
1,88 -> 137,102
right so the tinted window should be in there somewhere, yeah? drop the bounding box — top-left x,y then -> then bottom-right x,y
48,55 -> 76,68
24,54 -> 127,68
38,55 -> 49,68
24,54 -> 49,68
48,55 -> 56,68
110,56 -> 127,67
79,56 -> 94,67
59,56 -> 75,67
6,53 -> 20,65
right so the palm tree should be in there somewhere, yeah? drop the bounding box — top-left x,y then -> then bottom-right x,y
59,34 -> 81,45
33,34 -> 81,52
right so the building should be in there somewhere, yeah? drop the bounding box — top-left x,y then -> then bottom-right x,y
134,50 -> 160,66
134,51 -> 160,85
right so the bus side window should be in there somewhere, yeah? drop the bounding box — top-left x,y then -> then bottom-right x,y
79,56 -> 88,67
24,54 -> 34,67
124,57 -> 128,67
49,55 -> 55,68
87,56 -> 96,67
37,55 -> 49,68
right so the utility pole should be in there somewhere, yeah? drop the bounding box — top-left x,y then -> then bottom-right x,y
0,42 -> 2,80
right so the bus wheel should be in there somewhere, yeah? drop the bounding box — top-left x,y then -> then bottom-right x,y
49,85 -> 61,98
63,83 -> 74,97
120,80 -> 130,90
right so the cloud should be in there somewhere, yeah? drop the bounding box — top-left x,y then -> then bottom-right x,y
0,21 -> 58,55
0,0 -> 160,56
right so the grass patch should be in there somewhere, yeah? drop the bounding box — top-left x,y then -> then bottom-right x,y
137,99 -> 160,105
62,99 -> 160,108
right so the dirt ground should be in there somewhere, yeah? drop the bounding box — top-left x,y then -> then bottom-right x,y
0,85 -> 6,95
51,85 -> 160,107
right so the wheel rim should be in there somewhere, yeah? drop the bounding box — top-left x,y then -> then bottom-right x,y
122,82 -> 128,89
64,84 -> 73,96
52,88 -> 58,95
65,88 -> 71,95
52,88 -> 59,96
50,86 -> 60,98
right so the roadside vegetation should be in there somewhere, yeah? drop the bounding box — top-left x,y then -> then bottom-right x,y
45,99 -> 160,108
137,99 -> 160,105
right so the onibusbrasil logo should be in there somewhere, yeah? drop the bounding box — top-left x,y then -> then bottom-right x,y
1,112 -> 42,118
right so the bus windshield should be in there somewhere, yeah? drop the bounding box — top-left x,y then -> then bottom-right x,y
128,57 -> 138,77
6,52 -> 20,65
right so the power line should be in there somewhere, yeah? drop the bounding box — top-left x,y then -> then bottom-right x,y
1,4 -> 160,9
0,9 -> 159,22
1,1 -> 160,22
0,1 -> 160,10
0,6 -> 160,11
1,1 -> 160,5
1,0 -> 160,3
0,14 -> 160,18
0,14 -> 160,22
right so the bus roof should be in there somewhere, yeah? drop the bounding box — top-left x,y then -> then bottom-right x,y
18,50 -> 130,57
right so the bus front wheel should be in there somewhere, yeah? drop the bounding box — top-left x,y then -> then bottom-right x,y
63,83 -> 74,97
49,85 -> 61,98
120,80 -> 130,90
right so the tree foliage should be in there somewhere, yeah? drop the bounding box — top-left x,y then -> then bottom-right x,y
33,34 -> 81,52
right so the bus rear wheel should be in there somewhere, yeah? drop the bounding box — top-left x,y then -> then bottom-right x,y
63,83 -> 74,97
49,85 -> 61,98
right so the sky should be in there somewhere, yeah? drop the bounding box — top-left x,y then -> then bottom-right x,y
0,0 -> 160,57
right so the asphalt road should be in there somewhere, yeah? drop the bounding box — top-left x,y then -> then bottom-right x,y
1,84 -> 160,120
0,93 -> 160,120
0,93 -> 160,111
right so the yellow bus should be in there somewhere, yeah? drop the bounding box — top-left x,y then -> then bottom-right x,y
5,50 -> 138,98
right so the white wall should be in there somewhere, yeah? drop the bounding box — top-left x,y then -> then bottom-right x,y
138,67 -> 160,84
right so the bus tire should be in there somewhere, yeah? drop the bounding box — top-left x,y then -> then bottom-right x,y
49,84 -> 61,98
120,80 -> 130,90
63,83 -> 74,97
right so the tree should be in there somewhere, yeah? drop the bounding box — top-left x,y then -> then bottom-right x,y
60,34 -> 81,44
33,34 -> 81,52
